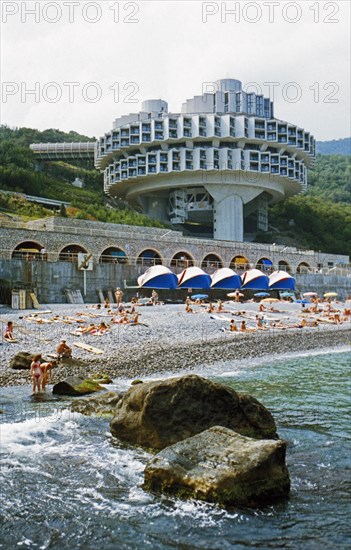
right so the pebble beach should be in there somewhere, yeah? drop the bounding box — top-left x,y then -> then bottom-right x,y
0,300 -> 350,388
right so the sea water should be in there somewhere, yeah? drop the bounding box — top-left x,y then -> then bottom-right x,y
0,350 -> 350,549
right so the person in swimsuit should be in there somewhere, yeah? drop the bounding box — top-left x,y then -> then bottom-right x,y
4,321 -> 16,341
30,354 -> 43,393
56,340 -> 72,358
41,360 -> 56,390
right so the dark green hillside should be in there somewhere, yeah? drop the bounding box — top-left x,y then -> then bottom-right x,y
0,125 -> 168,228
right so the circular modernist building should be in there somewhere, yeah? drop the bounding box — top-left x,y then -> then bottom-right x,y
96,79 -> 315,242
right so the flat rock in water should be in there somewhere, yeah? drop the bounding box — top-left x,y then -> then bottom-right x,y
110,374 -> 277,450
52,376 -> 104,396
10,352 -> 34,370
144,426 -> 290,507
70,391 -> 123,416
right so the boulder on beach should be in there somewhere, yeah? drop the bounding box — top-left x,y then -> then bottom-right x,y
110,375 -> 277,450
52,376 -> 104,396
144,426 -> 290,507
70,391 -> 123,416
90,373 -> 113,384
10,352 -> 34,370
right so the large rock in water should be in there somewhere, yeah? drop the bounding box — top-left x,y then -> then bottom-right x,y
70,391 -> 123,416
144,426 -> 290,507
52,376 -> 104,396
10,352 -> 34,370
110,375 -> 277,449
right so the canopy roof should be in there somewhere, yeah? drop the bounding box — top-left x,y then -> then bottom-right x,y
269,270 -> 295,290
178,266 -> 211,289
138,265 -> 178,289
210,268 -> 242,289
241,269 -> 269,290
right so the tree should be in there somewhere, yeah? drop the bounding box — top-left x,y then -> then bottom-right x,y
59,203 -> 67,217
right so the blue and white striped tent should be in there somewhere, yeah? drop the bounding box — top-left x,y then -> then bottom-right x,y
210,268 -> 242,289
138,265 -> 178,289
177,267 -> 211,289
269,271 -> 296,290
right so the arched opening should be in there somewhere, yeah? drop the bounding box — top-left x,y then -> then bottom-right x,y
136,249 -> 163,267
278,260 -> 292,273
59,244 -> 87,263
100,247 -> 128,264
257,257 -> 273,273
12,241 -> 45,261
170,251 -> 195,269
201,254 -> 223,271
229,255 -> 249,271
296,262 -> 311,274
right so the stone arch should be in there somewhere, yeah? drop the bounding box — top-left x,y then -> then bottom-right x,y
278,259 -> 292,273
12,240 -> 44,261
59,244 -> 88,262
296,261 -> 311,274
229,255 -> 250,271
136,248 -> 163,266
257,257 -> 273,272
201,253 -> 223,270
99,246 -> 128,264
170,251 -> 195,269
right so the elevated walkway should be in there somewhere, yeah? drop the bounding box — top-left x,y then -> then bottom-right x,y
30,142 -> 95,161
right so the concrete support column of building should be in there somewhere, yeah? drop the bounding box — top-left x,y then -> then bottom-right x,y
213,194 -> 244,241
205,184 -> 263,242
257,193 -> 269,232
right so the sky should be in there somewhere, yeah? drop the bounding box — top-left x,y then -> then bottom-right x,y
1,0 -> 350,141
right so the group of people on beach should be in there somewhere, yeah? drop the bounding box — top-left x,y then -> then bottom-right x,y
30,340 -> 72,393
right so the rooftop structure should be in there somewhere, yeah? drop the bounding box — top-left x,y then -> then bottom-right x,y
96,79 -> 315,241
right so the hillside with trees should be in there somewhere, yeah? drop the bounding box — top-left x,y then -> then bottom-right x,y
316,138 -> 351,156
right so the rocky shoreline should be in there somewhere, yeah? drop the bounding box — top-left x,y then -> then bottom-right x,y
1,322 -> 349,388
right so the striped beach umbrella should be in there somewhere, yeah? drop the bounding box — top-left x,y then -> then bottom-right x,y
241,269 -> 269,290
210,268 -> 242,289
137,266 -> 178,289
177,267 -> 211,289
269,271 -> 295,291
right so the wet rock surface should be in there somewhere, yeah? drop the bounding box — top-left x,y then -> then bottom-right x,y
52,376 -> 105,396
110,375 -> 277,449
144,426 -> 290,507
70,391 -> 123,416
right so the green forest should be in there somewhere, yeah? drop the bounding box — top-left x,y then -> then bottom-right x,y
0,125 -> 350,256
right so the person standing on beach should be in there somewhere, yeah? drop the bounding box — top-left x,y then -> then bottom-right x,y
41,361 -> 56,390
115,287 -> 124,306
30,354 -> 43,393
234,289 -> 240,303
151,290 -> 159,304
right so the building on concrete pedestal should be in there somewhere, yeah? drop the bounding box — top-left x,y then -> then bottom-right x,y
95,79 -> 315,242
